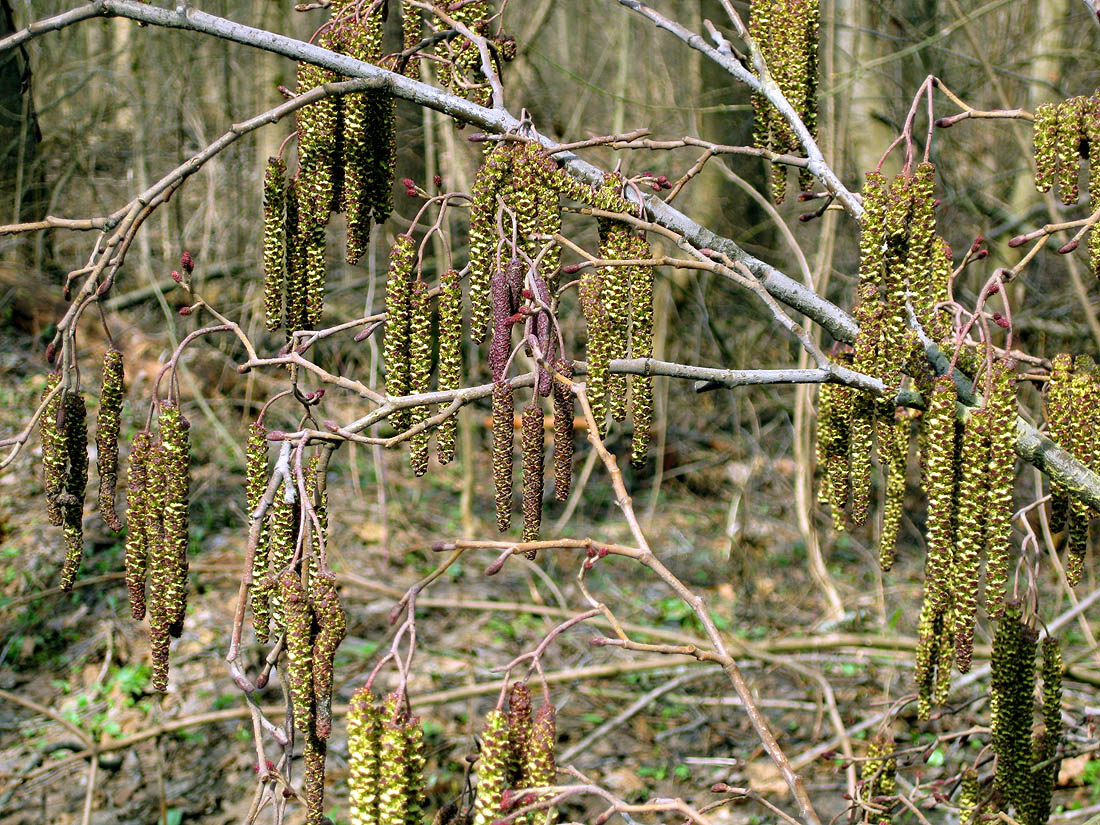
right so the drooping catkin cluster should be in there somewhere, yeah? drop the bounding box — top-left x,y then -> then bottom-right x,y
859,734 -> 897,825
347,689 -> 427,825
475,691 -> 558,825
1044,353 -> 1098,585
748,0 -> 820,201
990,603 -> 1063,825
95,348 -> 125,532
40,374 -> 90,590
1032,92 -> 1100,276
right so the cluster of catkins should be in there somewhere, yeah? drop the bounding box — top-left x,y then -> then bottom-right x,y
474,683 -> 558,825
748,0 -> 820,202
859,733 -> 897,825
1045,353 -> 1099,586
382,235 -> 464,476
429,1 -> 516,108
912,360 -> 1017,716
988,602 -> 1063,825
262,1 -> 416,334
1032,92 -> 1100,275
123,399 -> 191,691
40,350 -> 127,591
346,689 -> 427,825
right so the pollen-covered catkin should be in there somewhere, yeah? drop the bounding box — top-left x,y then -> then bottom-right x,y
521,401 -> 544,547
493,381 -> 515,532
552,359 -> 574,502
146,446 -> 171,691
922,377 -> 959,615
469,145 -> 514,343
263,157 -> 287,329
473,709 -> 509,825
436,268 -> 463,464
524,703 -> 557,823
1055,96 -> 1086,206
408,279 -> 433,477
579,268 -> 609,435
158,401 -> 190,639
310,572 -> 346,740
878,409 -> 907,571
847,394 -> 875,528
1028,637 -> 1063,825
124,432 -> 152,620
404,717 -> 427,825
246,423 -> 272,641
1033,102 -> 1058,193
96,348 -> 125,532
41,373 -> 65,526
59,390 -> 88,592
952,408 -> 990,674
991,601 -> 1036,814
303,730 -> 328,825
348,688 -> 382,825
282,571 -> 314,734
985,362 -> 1017,614
378,710 -> 412,825
1046,354 -> 1073,533
627,230 -> 654,468
284,181 -> 307,334
385,235 -> 416,433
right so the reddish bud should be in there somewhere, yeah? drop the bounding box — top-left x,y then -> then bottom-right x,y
597,546 -> 610,558
45,341 -> 57,364
178,306 -> 193,315
583,559 -> 595,570
797,192 -> 815,201
934,117 -> 952,128
562,263 -> 583,275
650,182 -> 662,191
798,212 -> 816,223
995,316 -> 1011,329
354,329 -> 371,342
699,248 -> 715,257
500,790 -> 517,811
170,270 -> 183,283
283,789 -> 293,799
1058,239 -> 1079,254
656,175 -> 669,185
181,251 -> 194,273
520,288 -> 533,299
96,280 -> 111,296
1007,235 -> 1027,248
402,177 -> 415,188
433,174 -> 443,187
974,249 -> 988,259
586,545 -> 598,558
405,188 -> 417,197
266,430 -> 286,441
970,236 -> 985,252
985,282 -> 1000,295
311,388 -> 326,402
467,133 -> 488,142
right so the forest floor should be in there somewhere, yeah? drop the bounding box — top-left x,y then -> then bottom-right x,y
0,324 -> 1098,825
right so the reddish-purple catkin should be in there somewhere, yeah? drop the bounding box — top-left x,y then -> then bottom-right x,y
58,391 -> 88,592
124,432 -> 152,620
96,348 -> 125,532
506,682 -> 533,786
492,381 -> 514,532
552,359 -> 574,502
521,401 -> 544,548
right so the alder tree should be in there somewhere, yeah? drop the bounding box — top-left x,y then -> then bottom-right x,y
2,1 -> 1100,825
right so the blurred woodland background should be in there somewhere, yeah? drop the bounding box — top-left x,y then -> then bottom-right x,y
1,1 -> 1100,824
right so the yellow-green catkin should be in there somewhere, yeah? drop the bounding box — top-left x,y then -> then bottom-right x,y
847,393 -> 875,528
1033,102 -> 1058,193
1025,637 -> 1063,825
146,445 -> 171,690
436,268 -> 463,464
1046,354 -> 1073,533
552,359 -> 574,502
124,432 -> 152,620
158,401 -> 190,640
579,267 -> 609,436
348,688 -> 382,825
878,409 -> 907,571
385,234 -> 416,433
923,377 -> 958,615
473,709 -> 509,825
58,390 -> 88,592
521,401 -> 544,546
284,180 -> 308,334
378,705 -> 412,825
469,144 -> 514,343
985,362 -> 1016,615
283,570 -> 314,734
96,348 -> 125,532
408,279 -> 433,477
263,157 -> 287,329
523,703 -> 557,824
41,372 -> 65,526
957,768 -> 980,825
493,381 -> 515,533
246,423 -> 272,641
991,601 -> 1036,815
1066,356 -> 1097,585
1055,96 -> 1086,206
404,717 -> 427,825
310,572 -> 346,740
628,230 -> 654,469
952,408 -> 989,674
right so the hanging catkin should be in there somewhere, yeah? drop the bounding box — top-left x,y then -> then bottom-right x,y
521,401 -> 544,546
158,401 -> 190,640
436,268 -> 463,464
263,157 -> 287,329
96,348 -> 125,532
146,445 -> 171,690
492,381 -> 515,532
408,279 -> 433,477
59,390 -> 88,592
124,432 -> 152,620
310,572 -> 346,739
40,372 -> 65,526
385,235 -> 416,434
246,423 -> 272,641
552,359 -> 574,502
473,710 -> 509,825
347,688 -> 382,825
